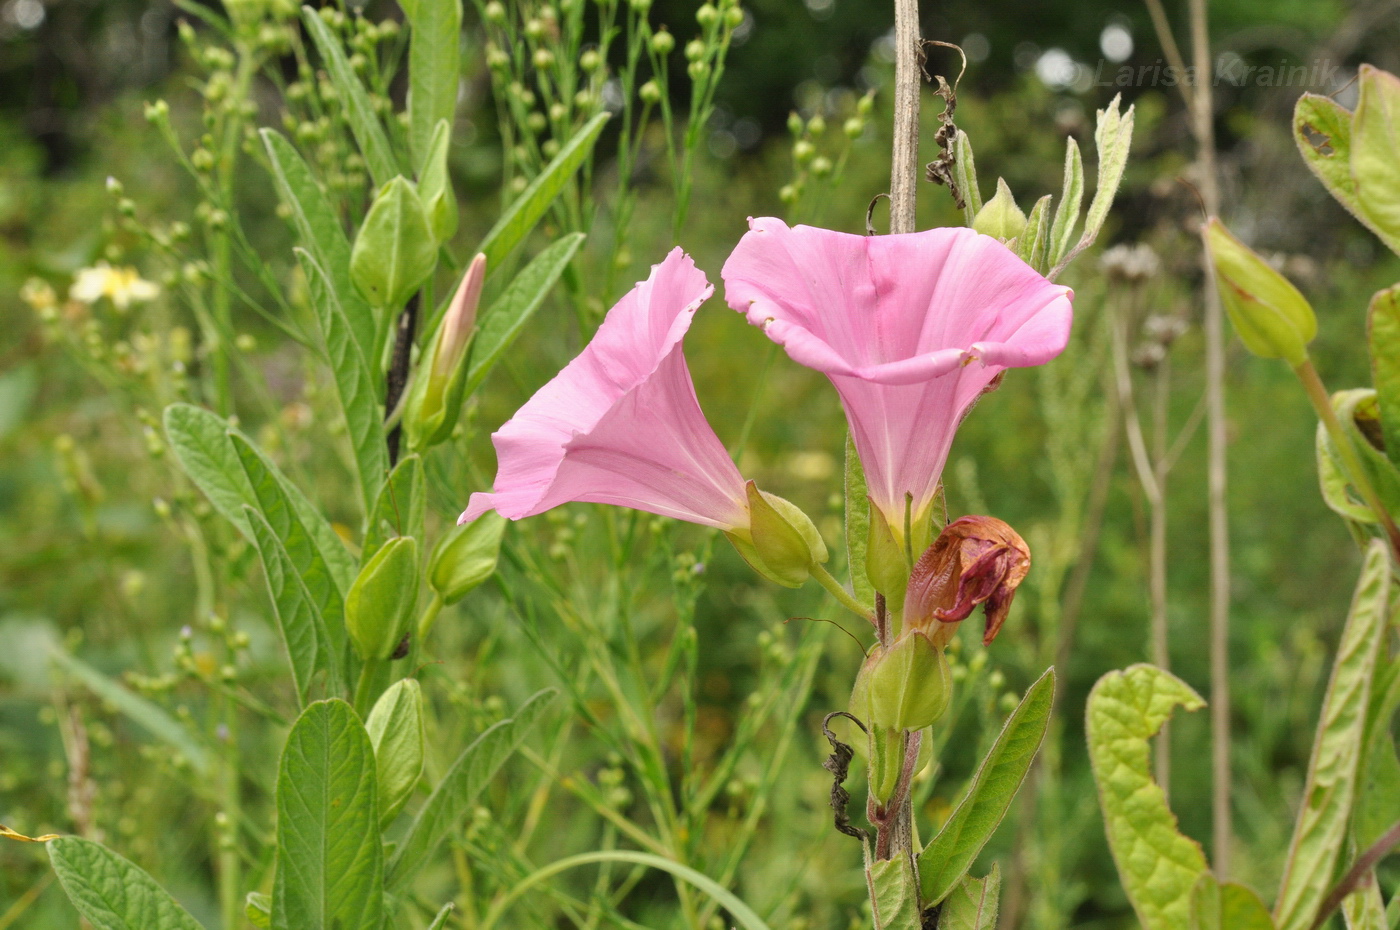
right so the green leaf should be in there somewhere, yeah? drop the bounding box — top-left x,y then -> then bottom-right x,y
273,700 -> 385,930
245,506 -> 340,703
364,454 -> 426,563
417,120 -> 458,243
406,0 -> 462,172
163,404 -> 356,594
428,511 -> 506,605
1351,66 -> 1400,251
952,129 -> 982,225
1050,95 -> 1135,278
49,649 -> 209,774
938,865 -> 1001,930
1275,540 -> 1391,930
247,892 -> 272,930
387,688 -> 556,888
231,434 -> 350,670
1016,194 -> 1052,272
1190,875 -> 1276,930
1086,663 -> 1208,930
844,434 -> 874,608
297,248 -> 387,514
918,668 -> 1054,905
48,836 -> 204,930
1342,881 -> 1389,930
366,679 -> 426,827
261,129 -> 377,364
351,176 -> 438,314
868,852 -> 922,930
300,6 -> 398,188
1322,390 -> 1400,524
1355,655 -> 1400,850
426,903 -> 455,930
477,113 -> 607,271
1047,137 -> 1083,268
0,362 -> 37,441
1317,419 -> 1379,526
1295,94 -> 1362,214
972,178 -> 1026,243
462,231 -> 585,397
1369,286 -> 1400,466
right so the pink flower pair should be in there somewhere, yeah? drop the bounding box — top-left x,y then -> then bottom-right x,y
461,218 -> 1073,544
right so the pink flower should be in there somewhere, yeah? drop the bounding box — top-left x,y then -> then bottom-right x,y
722,218 -> 1072,533
460,249 -> 749,531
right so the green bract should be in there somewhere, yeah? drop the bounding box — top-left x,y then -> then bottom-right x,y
859,632 -> 950,733
350,177 -> 437,311
365,679 -> 426,827
727,482 -> 828,587
972,178 -> 1027,243
428,511 -> 506,605
1204,218 -> 1316,366
345,536 -> 420,661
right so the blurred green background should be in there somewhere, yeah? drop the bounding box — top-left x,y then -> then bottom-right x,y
3,0 -> 1400,927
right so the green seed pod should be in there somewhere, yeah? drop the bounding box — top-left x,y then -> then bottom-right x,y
1204,218 -> 1316,366
346,536 -> 420,661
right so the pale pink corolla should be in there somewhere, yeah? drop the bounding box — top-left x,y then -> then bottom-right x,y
460,249 -> 749,531
722,217 -> 1072,533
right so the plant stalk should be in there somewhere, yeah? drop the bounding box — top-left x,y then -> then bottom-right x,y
889,0 -> 921,234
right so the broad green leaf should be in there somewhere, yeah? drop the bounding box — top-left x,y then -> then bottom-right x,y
1086,663 -> 1208,930
1369,286 -> 1400,465
952,130 -> 981,225
1190,875 -> 1275,930
868,853 -> 921,930
49,649 -> 209,775
1295,94 -> 1362,214
163,404 -> 356,594
1315,390 -> 1400,528
231,434 -> 350,671
1016,194 -> 1052,272
406,0 -> 462,172
273,700 -> 384,930
245,506 -> 340,703
844,434 -> 874,608
300,6 -> 398,188
48,836 -> 204,930
297,248 -> 387,514
351,176 -> 438,314
417,120 -> 458,243
1275,540 -> 1391,930
462,231 -> 585,397
387,688 -> 556,888
1047,137 -> 1083,268
918,668 -> 1054,905
364,454 -> 426,563
1351,66 -> 1400,251
1356,655 -> 1400,850
477,113 -> 608,271
247,892 -> 272,929
261,129 -> 377,363
366,679 -> 426,827
1317,420 -> 1378,526
1343,879 -> 1389,930
939,865 -> 1000,930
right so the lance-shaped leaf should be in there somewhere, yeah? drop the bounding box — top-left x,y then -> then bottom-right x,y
297,248 -> 387,514
461,231 -> 585,397
1351,65 -> 1400,251
163,404 -> 356,594
1318,390 -> 1400,523
939,865 -> 1000,930
918,668 -> 1054,905
867,850 -> 922,930
1368,286 -> 1400,465
1294,92 -> 1400,256
1354,655 -> 1400,850
1086,664 -> 1208,930
1190,874 -> 1275,930
300,6 -> 398,188
406,0 -> 462,172
844,434 -> 875,608
952,130 -> 982,225
1341,881 -> 1388,930
273,700 -> 384,930
1274,540 -> 1390,930
48,836 -> 204,930
262,129 -> 377,364
387,688 -> 556,888
417,120 -> 458,243
1049,95 -> 1135,279
477,112 -> 607,271
1047,137 -> 1083,268
1016,193 -> 1052,272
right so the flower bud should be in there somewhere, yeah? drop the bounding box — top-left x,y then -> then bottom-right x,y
726,482 -> 828,587
346,536 -> 420,661
1203,218 -> 1316,366
905,515 -> 1030,647
429,510 -> 506,605
406,254 -> 486,451
851,631 -> 951,732
696,3 -> 718,27
972,178 -> 1027,242
639,79 -> 662,104
684,38 -> 706,62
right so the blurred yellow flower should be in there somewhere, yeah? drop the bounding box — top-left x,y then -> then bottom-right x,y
70,263 -> 160,310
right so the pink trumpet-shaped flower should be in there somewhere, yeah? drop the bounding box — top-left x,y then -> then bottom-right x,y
460,249 -> 750,531
722,218 -> 1072,532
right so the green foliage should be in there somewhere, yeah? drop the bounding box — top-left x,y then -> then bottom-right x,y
365,679 -> 426,827
350,176 -> 438,313
300,6 -> 399,188
868,853 -> 923,930
1189,875 -> 1276,930
1368,285 -> 1400,461
1086,664 -> 1208,930
428,511 -> 506,606
406,0 -> 463,173
272,699 -> 384,930
48,836 -> 204,930
938,866 -> 1001,930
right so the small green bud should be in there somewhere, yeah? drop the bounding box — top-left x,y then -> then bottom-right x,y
1203,217 -> 1316,365
483,0 -> 507,24
486,45 -> 509,70
105,176 -> 124,196
724,5 -> 744,28
650,29 -> 675,55
857,92 -> 875,116
778,183 -> 799,204
580,49 -> 602,72
526,111 -> 547,133
688,60 -> 710,81
428,510 -> 507,604
523,17 -> 544,39
807,114 -> 826,136
786,111 -> 803,136
843,117 -> 864,138
629,0 -> 652,10
346,536 -> 420,661
972,177 -> 1027,242
144,99 -> 170,123
696,3 -> 718,27
726,482 -> 828,587
405,254 -> 486,450
191,147 -> 215,172
810,155 -> 832,177
684,38 -> 706,62
532,47 -> 555,69
792,139 -> 815,164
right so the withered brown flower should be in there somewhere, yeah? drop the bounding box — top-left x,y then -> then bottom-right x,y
905,515 -> 1030,646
